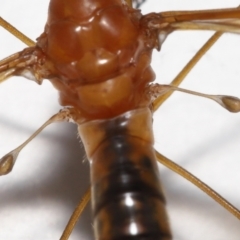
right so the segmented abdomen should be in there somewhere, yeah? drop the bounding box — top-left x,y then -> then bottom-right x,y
78,108 -> 172,239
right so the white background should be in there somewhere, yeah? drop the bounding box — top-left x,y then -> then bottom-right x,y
0,0 -> 240,239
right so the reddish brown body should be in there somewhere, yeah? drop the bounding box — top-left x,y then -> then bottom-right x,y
78,107 -> 171,239
0,0 -> 172,238
37,0 -> 155,120
33,0 -> 171,239
1,0 -> 240,239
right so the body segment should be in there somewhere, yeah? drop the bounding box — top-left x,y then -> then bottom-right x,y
36,0 -> 155,119
35,0 -> 171,238
79,108 -> 171,239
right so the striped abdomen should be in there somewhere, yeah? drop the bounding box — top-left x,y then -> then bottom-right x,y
78,108 -> 171,240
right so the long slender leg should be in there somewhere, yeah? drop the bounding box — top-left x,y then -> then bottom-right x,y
0,17 -> 39,83
0,17 -> 35,47
153,31 -> 223,110
150,4 -> 240,231
155,151 -> 240,219
60,187 -> 91,240
152,4 -> 240,239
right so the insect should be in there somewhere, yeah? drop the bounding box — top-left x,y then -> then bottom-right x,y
1,0 -> 240,239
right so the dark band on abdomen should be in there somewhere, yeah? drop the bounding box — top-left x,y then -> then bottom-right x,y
91,135 -> 171,240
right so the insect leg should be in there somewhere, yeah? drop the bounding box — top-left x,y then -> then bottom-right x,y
153,31 -> 223,110
0,17 -> 39,83
60,187 -> 91,240
0,17 -> 35,47
155,151 -> 240,219
141,7 -> 240,111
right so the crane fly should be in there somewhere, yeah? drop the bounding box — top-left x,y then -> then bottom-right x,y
0,0 -> 240,239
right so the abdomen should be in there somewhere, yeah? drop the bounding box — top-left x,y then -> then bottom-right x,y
78,108 -> 172,239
